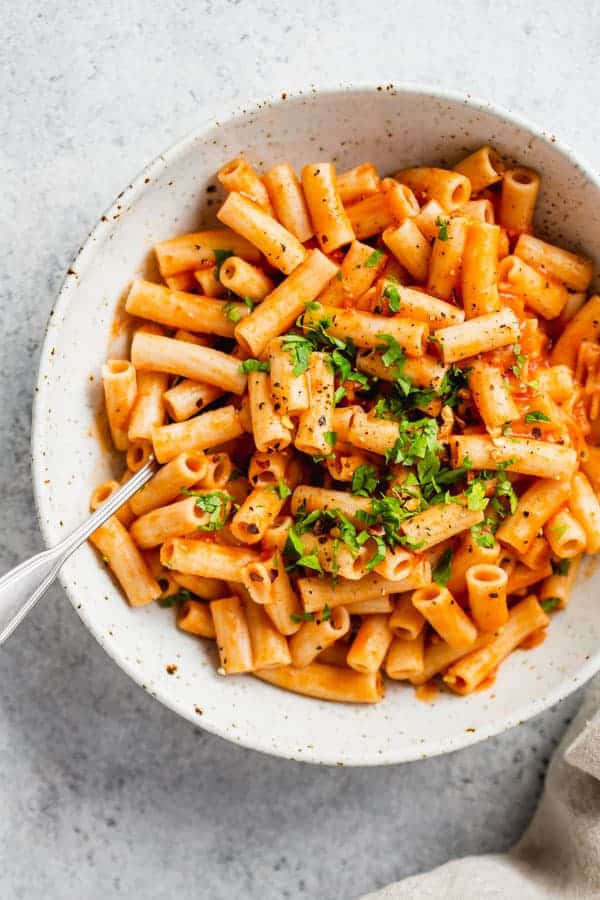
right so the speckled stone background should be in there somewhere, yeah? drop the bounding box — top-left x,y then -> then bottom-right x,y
1,1 -> 597,897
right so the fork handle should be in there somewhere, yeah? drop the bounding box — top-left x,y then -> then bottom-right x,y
0,460 -> 156,644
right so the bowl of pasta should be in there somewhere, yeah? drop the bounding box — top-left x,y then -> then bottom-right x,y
32,84 -> 600,764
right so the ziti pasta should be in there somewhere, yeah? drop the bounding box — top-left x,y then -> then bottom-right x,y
90,145 -> 598,705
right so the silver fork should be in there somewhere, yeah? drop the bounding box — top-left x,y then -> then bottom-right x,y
0,459 -> 157,644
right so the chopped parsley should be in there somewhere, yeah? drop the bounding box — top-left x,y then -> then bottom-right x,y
511,344 -> 527,378
365,249 -> 384,267
357,495 -> 426,551
351,464 -> 379,497
291,604 -> 331,623
524,411 -> 551,424
383,283 -> 401,313
223,301 -> 242,323
331,347 -> 371,390
377,334 -> 407,378
540,596 -> 560,613
435,216 -> 449,241
159,588 -> 192,608
285,525 -> 305,557
324,431 -> 338,447
286,506 -> 390,575
464,460 -> 518,520
419,459 -> 473,503
243,296 -> 255,310
239,358 -> 270,374
295,553 -> 322,572
437,365 -> 471,409
213,248 -> 234,279
283,524 -> 323,573
280,315 -> 372,396
432,548 -> 453,586
333,385 -> 347,406
181,489 -> 232,531
366,533 -> 388,571
290,610 -> 317,623
491,470 -> 518,516
552,559 -> 570,577
464,480 -> 489,511
385,417 -> 440,467
373,358 -> 470,419
312,452 -> 335,463
270,479 -> 292,500
470,520 -> 497,548
281,334 -> 313,376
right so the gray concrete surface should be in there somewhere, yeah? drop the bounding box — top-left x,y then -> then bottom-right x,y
0,1 -> 596,897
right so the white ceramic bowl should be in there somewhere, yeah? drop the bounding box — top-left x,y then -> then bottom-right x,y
32,85 -> 600,765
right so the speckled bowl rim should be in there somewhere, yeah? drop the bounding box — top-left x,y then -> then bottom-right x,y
31,82 -> 600,765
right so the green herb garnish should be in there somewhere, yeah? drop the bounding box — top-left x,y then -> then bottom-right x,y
295,553 -> 323,572
437,365 -> 470,409
333,385 -> 347,406
159,588 -> 192,608
223,301 -> 242,323
432,548 -> 453,586
290,610 -> 317,623
181,489 -> 232,531
239,358 -> 270,374
281,334 -> 313,376
351,464 -> 379,497
524,411 -> 551,424
470,521 -> 496,548
365,533 -> 387,571
435,216 -> 449,241
540,597 -> 560,613
385,417 -> 440,467
365,249 -> 384,267
383,283 -> 401,313
511,344 -> 527,379
270,479 -> 292,500
464,480 -> 489,511
283,524 -> 323,572
213,248 -> 234,279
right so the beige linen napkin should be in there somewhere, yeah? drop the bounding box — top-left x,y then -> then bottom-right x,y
362,676 -> 600,900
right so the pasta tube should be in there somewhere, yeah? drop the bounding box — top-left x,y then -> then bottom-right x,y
217,192 -> 306,274
302,162 -> 355,251
443,596 -> 548,694
235,249 -> 338,357
89,517 -> 160,606
411,584 -> 477,649
210,595 -> 254,674
254,663 -> 384,703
